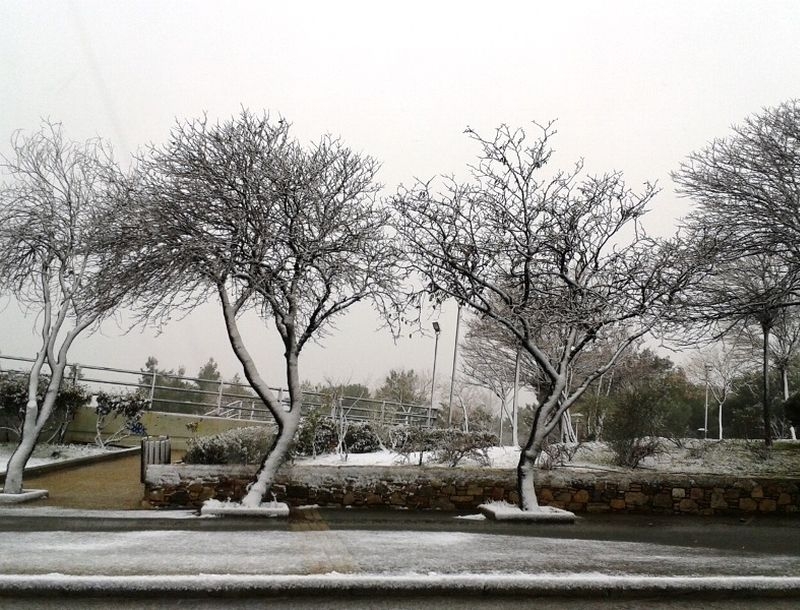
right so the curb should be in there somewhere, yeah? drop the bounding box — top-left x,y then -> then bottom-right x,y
0,574 -> 799,599
0,446 -> 140,483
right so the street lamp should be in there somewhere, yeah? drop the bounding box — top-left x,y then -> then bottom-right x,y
447,304 -> 462,427
429,321 -> 441,427
703,363 -> 711,440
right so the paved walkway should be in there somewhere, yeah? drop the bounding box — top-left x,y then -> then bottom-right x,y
23,453 -> 146,510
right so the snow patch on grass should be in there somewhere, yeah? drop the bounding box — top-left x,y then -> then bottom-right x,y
0,443 -> 119,475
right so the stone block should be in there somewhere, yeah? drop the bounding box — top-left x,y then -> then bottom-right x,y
538,488 -> 554,502
610,498 -> 626,510
751,486 -> 764,499
652,493 -> 673,509
466,486 -> 483,496
739,498 -> 758,512
758,499 -> 777,512
490,487 -> 505,500
625,491 -> 648,506
679,499 -> 698,513
709,492 -> 728,509
573,489 -> 590,503
777,493 -> 792,506
672,488 -> 685,499
690,487 -> 704,500
555,491 -> 572,503
586,502 -> 611,513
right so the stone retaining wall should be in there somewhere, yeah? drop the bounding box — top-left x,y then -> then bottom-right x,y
144,464 -> 800,516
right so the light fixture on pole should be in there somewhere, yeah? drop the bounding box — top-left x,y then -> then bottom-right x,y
447,304 -> 462,427
429,321 -> 441,427
703,363 -> 711,440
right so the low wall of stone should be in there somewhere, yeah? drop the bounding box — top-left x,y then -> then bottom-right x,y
144,463 -> 800,516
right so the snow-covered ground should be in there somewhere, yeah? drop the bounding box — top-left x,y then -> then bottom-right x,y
0,527 -> 798,579
0,443 -> 115,475
295,439 -> 800,476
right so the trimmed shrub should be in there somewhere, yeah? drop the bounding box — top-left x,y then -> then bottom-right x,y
342,421 -> 381,453
184,426 -> 274,465
294,410 -> 338,456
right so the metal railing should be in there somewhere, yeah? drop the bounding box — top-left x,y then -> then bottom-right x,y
0,354 -> 439,427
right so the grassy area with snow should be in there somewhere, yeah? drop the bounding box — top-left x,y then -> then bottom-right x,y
296,439 -> 800,477
0,443 -> 116,475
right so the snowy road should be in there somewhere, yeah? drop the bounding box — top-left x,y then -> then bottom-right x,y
0,522 -> 798,578
0,508 -> 799,606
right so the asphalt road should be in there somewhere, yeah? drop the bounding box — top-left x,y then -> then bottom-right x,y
0,507 -> 798,607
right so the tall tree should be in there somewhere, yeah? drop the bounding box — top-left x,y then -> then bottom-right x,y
107,111 -> 398,506
0,122 -> 129,494
674,100 -> 800,444
393,123 -> 701,510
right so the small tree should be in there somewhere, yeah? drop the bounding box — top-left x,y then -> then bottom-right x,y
0,123 -> 129,494
107,111 -> 398,506
393,123 -> 701,510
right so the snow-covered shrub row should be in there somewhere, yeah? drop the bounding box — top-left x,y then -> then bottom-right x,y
293,411 -> 381,456
184,426 -> 274,465
388,426 -> 499,466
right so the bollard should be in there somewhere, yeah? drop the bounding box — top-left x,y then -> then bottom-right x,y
140,435 -> 171,483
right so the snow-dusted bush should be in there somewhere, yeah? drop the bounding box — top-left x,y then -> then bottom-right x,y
430,429 -> 498,467
386,425 -> 498,466
184,426 -> 274,465
343,421 -> 382,453
538,440 -> 582,470
294,410 -> 338,456
0,372 -> 89,443
604,389 -> 663,468
94,391 -> 148,448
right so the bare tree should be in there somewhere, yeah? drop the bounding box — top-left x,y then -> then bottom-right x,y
673,100 -> 800,261
674,100 -> 800,443
688,336 -> 753,441
676,250 -> 800,445
392,123 -> 700,510
0,122 -> 128,494
108,111 -> 398,506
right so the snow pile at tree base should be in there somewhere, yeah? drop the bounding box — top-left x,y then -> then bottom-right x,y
478,500 -> 575,523
0,489 -> 49,504
200,498 -> 289,518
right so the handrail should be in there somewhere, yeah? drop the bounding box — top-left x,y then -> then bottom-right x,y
0,354 -> 439,426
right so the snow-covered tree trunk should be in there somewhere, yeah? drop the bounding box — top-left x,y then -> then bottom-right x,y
241,409 -> 301,506
517,408 -> 549,510
3,354 -> 68,494
220,287 -> 304,507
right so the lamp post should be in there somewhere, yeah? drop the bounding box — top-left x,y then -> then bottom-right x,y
429,321 -> 441,427
703,363 -> 711,440
447,304 -> 462,427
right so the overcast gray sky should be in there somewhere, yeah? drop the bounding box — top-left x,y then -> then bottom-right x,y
1,0 -> 799,392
